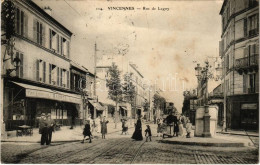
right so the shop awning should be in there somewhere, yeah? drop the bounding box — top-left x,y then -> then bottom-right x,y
12,81 -> 82,104
88,100 -> 104,111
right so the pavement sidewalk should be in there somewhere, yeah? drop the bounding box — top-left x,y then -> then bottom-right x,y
216,126 -> 259,137
160,128 -> 258,147
1,121 -> 135,143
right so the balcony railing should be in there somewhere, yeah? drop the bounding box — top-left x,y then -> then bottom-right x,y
235,54 -> 259,68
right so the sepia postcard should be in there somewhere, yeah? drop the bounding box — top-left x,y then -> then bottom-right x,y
1,0 -> 259,164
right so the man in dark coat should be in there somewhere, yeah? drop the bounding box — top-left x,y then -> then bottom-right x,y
39,113 -> 48,145
46,113 -> 55,145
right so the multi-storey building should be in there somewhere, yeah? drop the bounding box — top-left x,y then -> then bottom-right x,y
1,0 -> 84,132
128,63 -> 146,118
219,0 -> 259,130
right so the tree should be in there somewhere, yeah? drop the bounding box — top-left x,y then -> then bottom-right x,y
122,72 -> 136,118
106,63 -> 123,128
153,94 -> 166,118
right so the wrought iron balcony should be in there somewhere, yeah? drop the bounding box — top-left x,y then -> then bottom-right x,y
235,54 -> 258,74
235,54 -> 258,68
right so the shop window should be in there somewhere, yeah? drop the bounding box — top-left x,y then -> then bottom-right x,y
51,109 -> 67,119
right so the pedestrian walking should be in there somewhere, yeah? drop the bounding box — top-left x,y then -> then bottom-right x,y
96,116 -> 101,133
186,119 -> 192,138
46,113 -> 55,145
39,113 -> 48,145
132,116 -> 143,141
145,125 -> 152,142
81,120 -> 92,143
173,114 -> 179,137
100,117 -> 109,139
121,119 -> 129,135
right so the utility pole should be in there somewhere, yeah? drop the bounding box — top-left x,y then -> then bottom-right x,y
94,42 -> 97,119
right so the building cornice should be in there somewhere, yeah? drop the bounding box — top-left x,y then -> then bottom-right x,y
20,0 -> 73,36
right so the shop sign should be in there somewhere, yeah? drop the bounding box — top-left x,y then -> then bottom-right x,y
26,89 -> 81,104
241,103 -> 257,110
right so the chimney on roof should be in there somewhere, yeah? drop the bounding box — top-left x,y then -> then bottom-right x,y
43,6 -> 52,16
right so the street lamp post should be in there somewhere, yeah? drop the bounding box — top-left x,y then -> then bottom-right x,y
194,61 -> 212,137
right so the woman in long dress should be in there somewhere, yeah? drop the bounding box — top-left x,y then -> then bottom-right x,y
131,117 -> 143,141
178,120 -> 184,137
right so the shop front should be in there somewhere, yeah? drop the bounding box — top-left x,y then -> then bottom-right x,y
4,81 -> 82,131
227,94 -> 259,130
88,100 -> 104,118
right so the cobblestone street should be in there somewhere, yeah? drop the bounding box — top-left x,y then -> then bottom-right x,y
1,125 -> 258,164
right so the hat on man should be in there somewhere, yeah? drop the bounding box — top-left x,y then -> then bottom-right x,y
41,113 -> 46,117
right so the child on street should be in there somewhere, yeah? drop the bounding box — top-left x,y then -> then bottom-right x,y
145,125 -> 152,142
81,120 -> 92,143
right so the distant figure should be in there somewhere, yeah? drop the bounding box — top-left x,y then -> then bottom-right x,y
82,120 -> 92,143
100,117 -> 109,139
186,120 -> 192,138
154,116 -> 157,124
96,116 -> 101,133
173,115 -> 179,137
122,119 -> 129,135
145,125 -> 152,142
39,113 -> 48,145
157,119 -> 162,137
132,116 -> 143,141
178,120 -> 184,137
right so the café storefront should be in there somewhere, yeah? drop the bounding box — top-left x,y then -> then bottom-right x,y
4,81 -> 83,130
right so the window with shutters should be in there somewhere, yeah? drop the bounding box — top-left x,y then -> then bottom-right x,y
49,64 -> 52,84
244,18 -> 247,37
36,21 -> 43,45
61,37 -> 70,57
67,71 -> 70,88
248,14 -> 259,37
49,29 -> 58,52
15,52 -> 23,78
57,67 -> 60,86
36,60 -> 46,82
243,75 -> 248,93
249,74 -> 256,93
61,69 -> 66,87
50,64 -> 57,85
15,8 -> 27,37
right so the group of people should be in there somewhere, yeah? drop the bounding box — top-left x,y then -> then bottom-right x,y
131,116 -> 152,142
81,116 -> 109,143
39,113 -> 55,145
156,113 -> 192,138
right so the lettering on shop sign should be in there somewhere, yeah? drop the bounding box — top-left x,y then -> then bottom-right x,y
26,89 -> 81,104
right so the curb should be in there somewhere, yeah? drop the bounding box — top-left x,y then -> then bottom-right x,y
160,139 -> 245,147
216,132 -> 259,137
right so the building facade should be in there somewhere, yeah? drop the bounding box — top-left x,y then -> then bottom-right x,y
1,0 -> 84,132
219,0 -> 259,130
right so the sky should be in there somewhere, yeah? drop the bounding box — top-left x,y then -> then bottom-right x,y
34,0 -> 224,112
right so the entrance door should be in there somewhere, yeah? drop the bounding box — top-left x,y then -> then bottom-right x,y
241,107 -> 258,130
